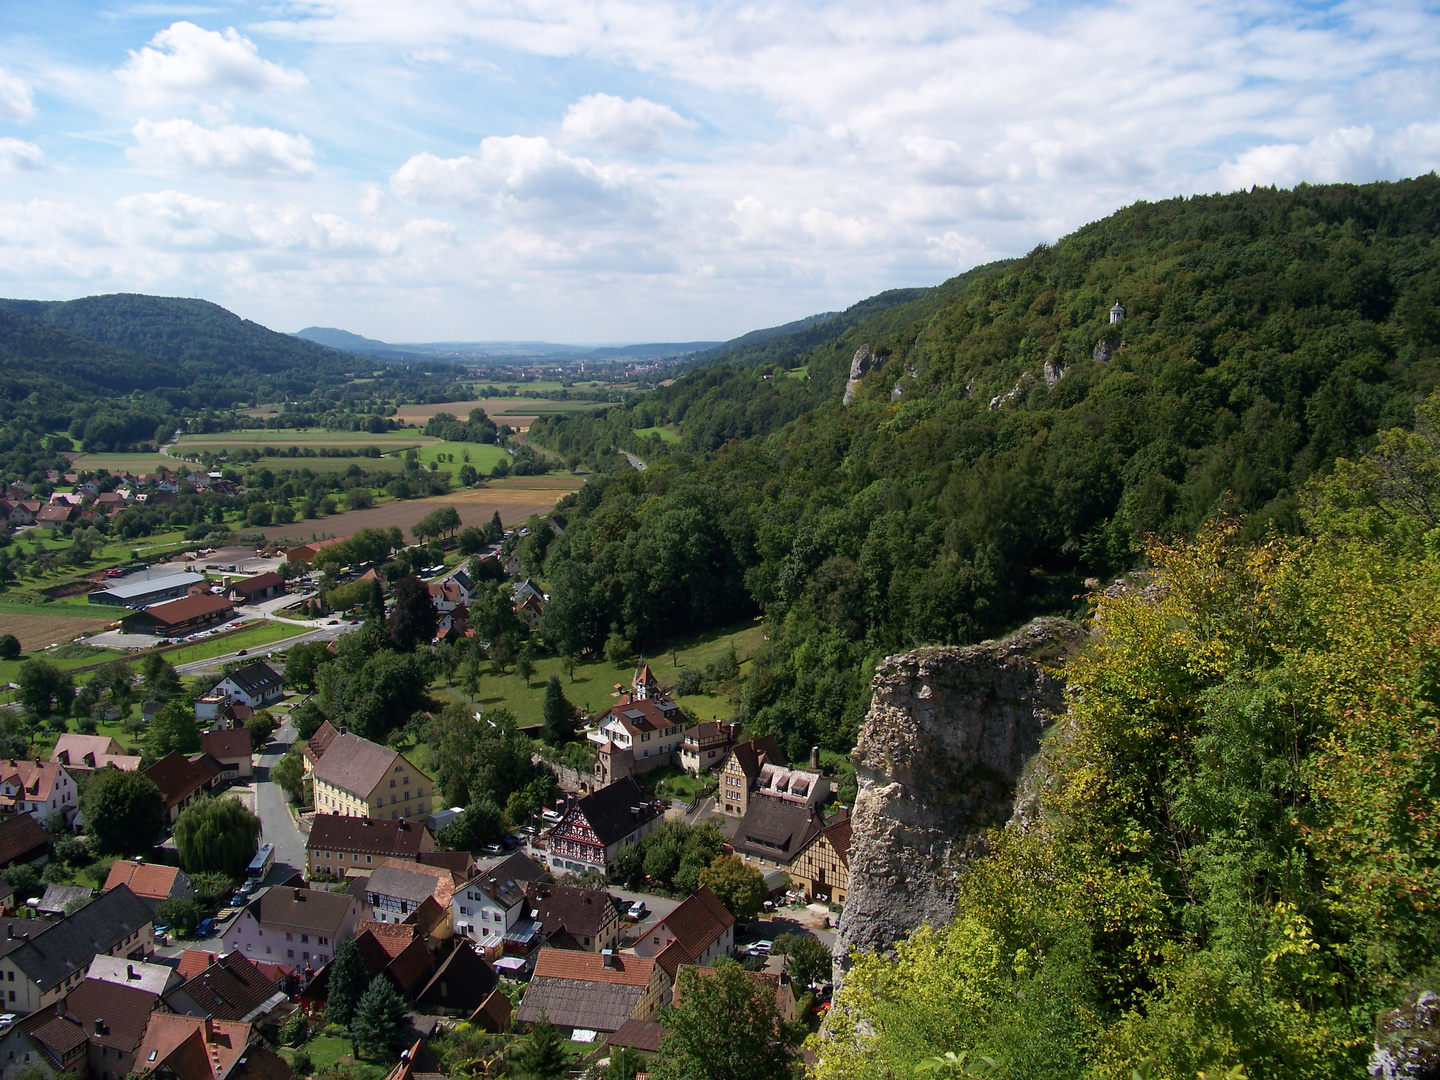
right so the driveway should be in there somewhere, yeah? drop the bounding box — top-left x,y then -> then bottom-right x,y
253,720 -> 307,885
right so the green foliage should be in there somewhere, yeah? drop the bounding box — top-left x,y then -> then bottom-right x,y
385,574 -> 437,652
0,634 -> 19,660
155,896 -> 202,934
324,938 -> 369,1027
81,768 -> 164,855
279,1011 -> 308,1047
654,962 -> 803,1080
146,699 -> 200,758
541,674 -> 576,746
245,710 -> 278,750
697,855 -> 767,919
424,703 -> 553,814
772,932 -> 832,990
271,749 -> 306,805
1,863 -> 41,903
512,1018 -> 568,1080
439,798 -> 502,852
187,871 -> 234,908
611,818 -> 726,893
17,659 -> 73,715
603,1046 -> 646,1080
173,796 -> 261,879
290,696 -> 329,738
349,975 -> 410,1058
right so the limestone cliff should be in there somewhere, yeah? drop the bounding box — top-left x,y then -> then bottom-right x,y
842,344 -> 882,405
834,617 -> 1087,974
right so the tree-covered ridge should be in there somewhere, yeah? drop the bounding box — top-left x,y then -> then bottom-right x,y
532,178 -> 1440,758
815,396 -> 1440,1080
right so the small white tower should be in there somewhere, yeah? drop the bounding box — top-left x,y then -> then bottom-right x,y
1110,301 -> 1125,324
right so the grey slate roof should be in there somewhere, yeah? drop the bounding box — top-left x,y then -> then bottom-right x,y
8,884 -> 152,993
365,864 -> 441,907
731,800 -> 825,866
220,661 -> 282,697
516,976 -> 647,1032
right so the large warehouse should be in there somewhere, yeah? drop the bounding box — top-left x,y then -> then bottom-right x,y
119,593 -> 236,636
89,571 -> 207,608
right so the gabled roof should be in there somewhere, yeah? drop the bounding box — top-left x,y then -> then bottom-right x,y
248,886 -> 353,937
306,814 -> 433,857
0,811 -> 50,867
607,1018 -> 667,1053
652,939 -> 690,982
128,593 -> 234,627
731,800 -> 826,866
461,851 -> 546,912
145,752 -> 214,809
7,884 -> 153,993
0,915 -> 57,961
63,977 -> 161,1052
532,947 -> 655,986
302,720 -> 340,766
311,733 -> 406,798
166,950 -> 285,1022
600,696 -> 687,738
200,728 -> 253,761
726,735 -> 787,779
52,734 -> 140,771
365,861 -> 456,909
517,949 -> 657,1032
86,955 -> 178,995
567,776 -> 663,847
229,572 -> 284,598
525,882 -> 617,939
105,859 -> 185,901
220,662 -> 282,697
469,987 -> 512,1031
37,884 -> 93,916
414,942 -> 498,1012
0,759 -> 67,804
651,886 -> 734,961
18,1005 -> 87,1065
134,1012 -> 250,1080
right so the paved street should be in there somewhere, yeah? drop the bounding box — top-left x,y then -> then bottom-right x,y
254,719 -> 307,884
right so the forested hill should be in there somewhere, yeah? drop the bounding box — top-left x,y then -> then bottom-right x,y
529,176 -> 1440,758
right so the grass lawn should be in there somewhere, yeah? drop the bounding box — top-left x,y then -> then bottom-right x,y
161,620 -> 310,667
0,642 -> 127,691
249,455 -> 408,475
785,365 -> 810,379
404,441 -> 510,480
286,1034 -> 391,1080
633,424 -> 682,444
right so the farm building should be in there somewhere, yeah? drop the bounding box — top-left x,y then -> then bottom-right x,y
88,572 -> 207,608
119,593 -> 235,636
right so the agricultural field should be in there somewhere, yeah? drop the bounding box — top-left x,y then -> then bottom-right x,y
0,611 -> 114,654
67,451 -> 178,473
173,428 -> 436,454
633,424 -> 682,443
161,619 -> 310,667
0,640 -> 126,692
392,397 -> 611,431
245,455 -> 407,474
254,474 -> 585,544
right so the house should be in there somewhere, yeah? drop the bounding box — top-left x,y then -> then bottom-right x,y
718,735 -> 787,817
515,948 -> 668,1035
33,506 -> 75,527
311,734 -> 433,824
285,538 -> 347,566
590,696 -> 690,786
305,814 -> 435,879
353,922 -> 435,999
426,580 -> 468,614
545,776 -> 664,878
0,761 -> 78,827
199,730 -> 253,782
453,852 -> 549,949
525,882 -> 621,953
52,734 -> 141,772
2,1010 -> 85,1080
163,951 -> 288,1023
104,860 -> 194,906
85,955 -> 183,996
132,1012 -> 254,1080
0,916 -> 57,1009
35,885 -> 92,918
41,977 -> 161,1080
120,594 -> 235,637
144,753 -> 219,825
0,813 -> 52,871
678,722 -> 737,776
88,573 -> 207,608
173,950 -> 289,988
412,941 -> 500,1016
787,811 -> 852,904
732,800 -> 828,876
300,721 -> 340,775
469,987 -> 513,1032
210,664 -> 284,710
631,886 -> 734,967
227,572 -> 285,605
221,886 -> 361,971
364,861 -> 458,927
0,884 -> 154,1013
752,746 -> 829,810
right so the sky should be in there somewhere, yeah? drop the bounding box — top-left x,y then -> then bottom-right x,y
1,1 -> 1438,344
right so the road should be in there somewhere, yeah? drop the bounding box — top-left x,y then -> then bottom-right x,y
172,621 -> 349,676
623,451 -> 646,472
253,719 -> 307,884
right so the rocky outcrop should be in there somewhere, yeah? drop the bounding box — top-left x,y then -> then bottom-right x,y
843,345 -> 882,405
1372,990 -> 1440,1079
834,617 -> 1087,977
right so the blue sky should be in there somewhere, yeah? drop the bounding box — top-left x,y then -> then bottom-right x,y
1,0 -> 1438,343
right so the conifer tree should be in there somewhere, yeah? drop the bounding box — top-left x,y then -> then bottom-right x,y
349,975 -> 408,1058
324,938 -> 369,1026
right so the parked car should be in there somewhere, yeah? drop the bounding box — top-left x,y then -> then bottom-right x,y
481,842 -> 504,855
236,649 -> 248,655
747,940 -> 774,957
0,1013 -> 17,1033
627,900 -> 648,921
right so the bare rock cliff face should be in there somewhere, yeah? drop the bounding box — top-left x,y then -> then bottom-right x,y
834,617 -> 1086,974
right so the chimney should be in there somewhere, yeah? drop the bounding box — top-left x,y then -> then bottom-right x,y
204,1016 -> 215,1042
6,926 -> 12,940
809,746 -> 820,771
127,964 -> 136,980
296,891 -> 306,901
601,949 -> 615,968
94,1019 -> 105,1036
779,971 -> 790,986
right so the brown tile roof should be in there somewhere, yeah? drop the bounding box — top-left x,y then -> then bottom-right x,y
607,1018 -> 667,1053
374,858 -> 457,908
249,886 -> 354,937
200,728 -> 252,761
64,977 -> 161,1053
131,593 -> 235,628
414,942 -> 499,1013
306,814 -> 433,858
144,751 -> 213,809
566,777 -> 663,847
229,572 -> 284,598
301,721 -> 340,766
176,949 -> 219,981
416,850 -> 473,877
532,948 -> 656,987
732,800 -> 825,866
0,759 -> 66,804
469,987 -> 512,1031
167,950 -> 283,1022
518,950 -> 657,1031
727,735 -> 787,779
134,1012 -> 250,1080
652,940 -> 690,982
820,817 -> 852,865
525,883 -> 617,940
0,812 -> 50,867
356,920 -> 416,959
18,1006 -> 87,1066
652,886 -> 733,962
311,733 -> 406,798
105,859 -> 184,901
381,937 -> 434,996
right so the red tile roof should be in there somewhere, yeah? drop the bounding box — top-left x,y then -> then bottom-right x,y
651,886 -> 733,962
144,752 -> 213,809
532,948 -> 656,987
104,860 -> 184,902
129,593 -> 235,628
200,728 -> 252,761
301,721 -> 340,766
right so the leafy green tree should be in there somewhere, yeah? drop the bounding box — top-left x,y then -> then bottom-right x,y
654,962 -> 802,1080
516,648 -> 536,689
245,710 -> 278,750
324,938 -> 369,1026
283,641 -> 333,692
290,698 -> 328,739
82,769 -> 164,855
603,1047 -> 645,1080
187,871 -> 234,908
772,933 -> 832,990
154,896 -> 202,934
0,634 -> 21,661
604,632 -> 633,666
349,975 -> 409,1058
271,749 -> 306,804
512,1018 -> 567,1080
174,796 -> 261,879
16,660 -> 72,715
697,856 -> 766,920
385,573 -> 437,652
439,798 -> 502,852
138,652 -> 182,701
1,864 -> 41,904
146,699 -> 201,758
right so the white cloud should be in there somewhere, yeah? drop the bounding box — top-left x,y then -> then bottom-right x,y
560,93 -> 694,153
1216,122 -> 1440,189
0,139 -> 47,172
129,118 -> 316,178
0,67 -> 34,121
390,136 -> 650,220
118,21 -> 308,104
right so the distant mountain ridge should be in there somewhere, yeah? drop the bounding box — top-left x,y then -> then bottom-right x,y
291,326 -> 721,363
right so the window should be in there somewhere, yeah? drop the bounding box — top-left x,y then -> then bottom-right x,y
320,937 -> 328,946
390,779 -> 396,788
366,855 -> 372,864
301,934 -> 309,944
266,947 -> 272,955
286,933 -> 293,941
287,950 -> 294,959
403,774 -> 410,785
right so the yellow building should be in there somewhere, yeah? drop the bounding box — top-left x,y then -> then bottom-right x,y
787,813 -> 852,904
311,732 -> 434,823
